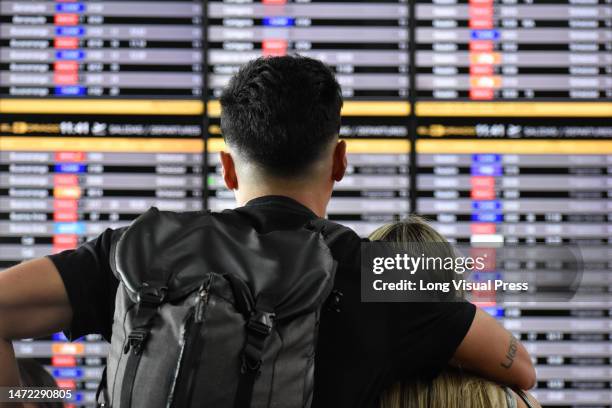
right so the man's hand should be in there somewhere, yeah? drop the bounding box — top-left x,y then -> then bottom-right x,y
452,308 -> 536,390
0,258 -> 72,391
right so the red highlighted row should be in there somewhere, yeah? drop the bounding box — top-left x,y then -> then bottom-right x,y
55,380 -> 76,390
471,188 -> 495,200
470,175 -> 496,199
471,176 -> 495,189
471,223 -> 496,235
54,13 -> 79,26
469,6 -> 494,18
262,40 -> 288,57
54,72 -> 78,85
55,152 -> 84,162
54,199 -> 78,212
52,355 -> 77,367
469,89 -> 494,100
54,61 -> 78,72
54,61 -> 79,85
470,18 -> 493,29
54,211 -> 78,222
55,37 -> 79,49
53,234 -> 78,247
54,174 -> 78,186
470,40 -> 493,52
53,234 -> 78,253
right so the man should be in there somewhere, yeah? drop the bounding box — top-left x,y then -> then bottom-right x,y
0,56 -> 535,407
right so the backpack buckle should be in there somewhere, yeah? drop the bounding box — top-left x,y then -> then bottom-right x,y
125,328 -> 149,354
137,285 -> 167,306
241,311 -> 275,375
246,311 -> 275,336
241,354 -> 263,374
123,286 -> 166,354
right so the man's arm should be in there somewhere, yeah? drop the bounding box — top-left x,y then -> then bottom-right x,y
452,308 -> 536,390
0,258 -> 72,388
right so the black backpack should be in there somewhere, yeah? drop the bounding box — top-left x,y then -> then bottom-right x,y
97,207 -> 351,408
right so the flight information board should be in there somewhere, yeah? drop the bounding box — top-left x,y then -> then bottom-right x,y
0,0 -> 203,99
416,0 -> 612,101
207,0 -> 409,100
415,119 -> 612,407
0,1 -> 204,405
416,120 -> 612,244
413,3 -> 612,404
0,1 -> 611,407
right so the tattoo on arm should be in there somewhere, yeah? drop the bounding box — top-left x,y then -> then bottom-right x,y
500,334 -> 518,369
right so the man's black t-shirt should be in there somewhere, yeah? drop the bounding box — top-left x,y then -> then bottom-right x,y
48,195 -> 476,408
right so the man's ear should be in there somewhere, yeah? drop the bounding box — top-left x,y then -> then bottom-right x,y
331,140 -> 347,182
220,151 -> 238,190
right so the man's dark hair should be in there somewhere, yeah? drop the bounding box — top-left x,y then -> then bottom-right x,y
220,55 -> 343,176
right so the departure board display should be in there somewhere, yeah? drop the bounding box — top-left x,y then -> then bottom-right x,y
416,120 -> 612,244
207,0 -> 409,100
416,120 -> 612,407
412,2 -> 612,404
416,1 -> 612,102
0,1 -> 611,407
0,1 -> 204,405
0,0 -> 203,99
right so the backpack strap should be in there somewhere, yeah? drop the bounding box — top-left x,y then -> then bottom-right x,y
95,367 -> 108,407
227,273 -> 276,408
120,284 -> 167,408
230,219 -> 353,408
308,218 -> 356,313
234,303 -> 275,408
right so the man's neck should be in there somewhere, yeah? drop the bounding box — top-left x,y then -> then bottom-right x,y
237,187 -> 328,218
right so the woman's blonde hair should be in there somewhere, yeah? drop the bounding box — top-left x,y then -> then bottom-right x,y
371,218 -> 509,408
369,215 -> 447,244
379,369 -> 508,408
370,216 -> 463,299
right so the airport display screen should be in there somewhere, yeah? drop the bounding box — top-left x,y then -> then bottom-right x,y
415,3 -> 611,406
0,0 -> 611,407
416,1 -> 612,101
1,0 -> 204,405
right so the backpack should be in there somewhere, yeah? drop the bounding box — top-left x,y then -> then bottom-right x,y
96,207 -> 351,408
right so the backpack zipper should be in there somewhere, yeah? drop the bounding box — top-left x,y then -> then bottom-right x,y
194,281 -> 209,323
166,308 -> 194,408
167,276 -> 213,408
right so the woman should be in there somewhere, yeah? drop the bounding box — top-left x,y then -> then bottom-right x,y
371,217 -> 541,408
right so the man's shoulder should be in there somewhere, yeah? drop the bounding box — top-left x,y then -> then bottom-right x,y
125,208 -> 365,264
122,208 -> 212,237
313,219 -> 365,265
315,218 -> 362,242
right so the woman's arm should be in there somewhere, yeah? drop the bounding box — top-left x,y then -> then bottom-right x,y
452,308 -> 536,390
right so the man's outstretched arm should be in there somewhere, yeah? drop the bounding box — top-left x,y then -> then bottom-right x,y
0,258 -> 72,389
452,308 -> 536,390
